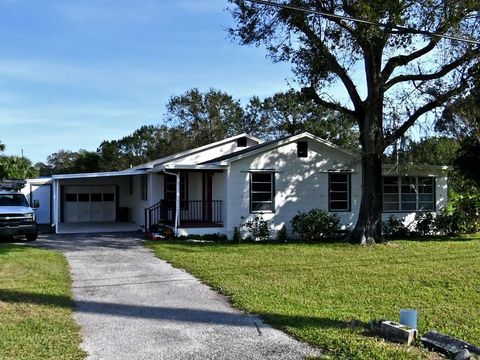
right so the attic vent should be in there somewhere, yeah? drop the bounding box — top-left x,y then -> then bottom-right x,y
297,141 -> 308,157
237,137 -> 247,147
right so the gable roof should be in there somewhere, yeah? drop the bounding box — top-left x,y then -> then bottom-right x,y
202,132 -> 358,164
129,133 -> 261,170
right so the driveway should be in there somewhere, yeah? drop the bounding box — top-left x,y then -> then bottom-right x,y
38,233 -> 318,359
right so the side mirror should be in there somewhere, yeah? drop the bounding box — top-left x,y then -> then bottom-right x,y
32,200 -> 40,208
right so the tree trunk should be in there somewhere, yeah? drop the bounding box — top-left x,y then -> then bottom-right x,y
349,147 -> 384,245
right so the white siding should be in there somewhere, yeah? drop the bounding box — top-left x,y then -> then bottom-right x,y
225,139 -> 361,238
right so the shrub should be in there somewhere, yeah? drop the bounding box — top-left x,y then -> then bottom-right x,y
435,194 -> 480,235
415,212 -> 435,236
290,209 -> 340,241
241,213 -> 271,241
383,215 -> 410,238
434,210 -> 462,236
232,226 -> 241,243
276,225 -> 288,242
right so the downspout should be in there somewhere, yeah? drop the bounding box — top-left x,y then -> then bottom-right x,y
52,179 -> 58,234
162,168 -> 180,237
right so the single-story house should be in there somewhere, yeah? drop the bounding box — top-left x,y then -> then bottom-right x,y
25,132 -> 448,238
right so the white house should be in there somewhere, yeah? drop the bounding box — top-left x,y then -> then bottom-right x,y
25,132 -> 449,238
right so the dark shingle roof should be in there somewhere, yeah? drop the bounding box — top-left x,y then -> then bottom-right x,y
201,136 -> 291,164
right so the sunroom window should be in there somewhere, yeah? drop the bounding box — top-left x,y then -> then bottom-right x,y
383,176 -> 435,212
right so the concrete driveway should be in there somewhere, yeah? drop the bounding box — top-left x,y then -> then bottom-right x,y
38,233 -> 318,359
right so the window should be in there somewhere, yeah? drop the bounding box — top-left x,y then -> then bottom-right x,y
65,194 -> 77,202
91,193 -> 102,202
103,193 -> 115,202
328,172 -> 351,212
383,176 -> 435,212
237,137 -> 247,147
78,193 -> 90,202
165,173 -> 187,207
140,174 -> 148,200
297,141 -> 308,157
250,172 -> 274,213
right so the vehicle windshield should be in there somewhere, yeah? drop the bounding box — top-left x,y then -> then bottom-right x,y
0,194 -> 29,207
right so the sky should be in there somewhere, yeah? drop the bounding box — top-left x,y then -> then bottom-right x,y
0,0 -> 296,163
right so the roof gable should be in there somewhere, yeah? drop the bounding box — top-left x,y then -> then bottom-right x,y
202,132 -> 358,164
130,133 -> 261,170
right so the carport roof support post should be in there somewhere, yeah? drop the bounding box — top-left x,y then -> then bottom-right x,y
163,169 -> 180,236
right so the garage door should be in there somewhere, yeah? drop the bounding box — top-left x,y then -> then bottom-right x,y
63,186 -> 116,223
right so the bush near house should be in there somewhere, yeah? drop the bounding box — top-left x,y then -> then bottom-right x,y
291,208 -> 340,241
0,244 -> 84,360
436,194 -> 480,235
147,237 -> 480,360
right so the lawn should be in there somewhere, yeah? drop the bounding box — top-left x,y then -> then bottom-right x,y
147,236 -> 480,360
0,243 -> 85,360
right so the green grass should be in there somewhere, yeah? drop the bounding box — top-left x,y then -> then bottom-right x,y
0,243 -> 85,360
147,236 -> 480,359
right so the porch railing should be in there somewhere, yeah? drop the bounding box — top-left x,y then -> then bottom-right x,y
145,200 -> 223,232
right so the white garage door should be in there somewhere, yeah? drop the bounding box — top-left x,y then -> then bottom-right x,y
63,186 -> 116,223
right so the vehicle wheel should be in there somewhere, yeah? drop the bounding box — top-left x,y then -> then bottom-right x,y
26,233 -> 38,241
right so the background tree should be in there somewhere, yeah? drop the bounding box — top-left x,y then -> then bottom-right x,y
261,90 -> 358,150
437,74 -> 480,189
0,156 -> 38,179
229,0 -> 480,244
0,141 -> 4,152
166,88 -> 247,146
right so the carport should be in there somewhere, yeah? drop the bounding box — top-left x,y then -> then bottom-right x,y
51,169 -> 149,234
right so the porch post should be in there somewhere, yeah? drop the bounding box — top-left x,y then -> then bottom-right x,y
163,168 -> 180,236
52,179 -> 58,233
175,172 -> 180,235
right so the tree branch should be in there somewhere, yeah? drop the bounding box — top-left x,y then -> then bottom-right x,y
384,51 -> 475,91
291,16 -> 364,114
381,38 -> 440,81
301,87 -> 356,117
384,82 -> 469,146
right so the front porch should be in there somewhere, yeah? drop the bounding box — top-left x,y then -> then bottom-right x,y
145,199 -> 224,232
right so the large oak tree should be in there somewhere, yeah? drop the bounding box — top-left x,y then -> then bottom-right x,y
229,0 -> 480,244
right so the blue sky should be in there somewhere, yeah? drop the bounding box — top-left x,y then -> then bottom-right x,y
0,0 -> 294,163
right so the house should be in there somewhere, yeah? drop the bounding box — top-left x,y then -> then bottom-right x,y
25,132 -> 449,238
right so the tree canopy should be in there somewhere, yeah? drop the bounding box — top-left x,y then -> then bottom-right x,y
229,0 -> 480,244
0,156 -> 38,179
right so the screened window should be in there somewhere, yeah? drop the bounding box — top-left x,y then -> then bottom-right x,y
328,172 -> 351,211
383,176 -> 435,212
165,173 -> 187,207
297,141 -> 308,157
140,174 -> 148,200
250,172 -> 274,213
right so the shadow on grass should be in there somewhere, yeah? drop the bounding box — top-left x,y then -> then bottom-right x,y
0,243 -> 32,255
387,234 -> 480,243
0,289 -> 367,332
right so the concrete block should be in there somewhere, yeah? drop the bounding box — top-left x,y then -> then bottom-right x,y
380,321 -> 417,345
